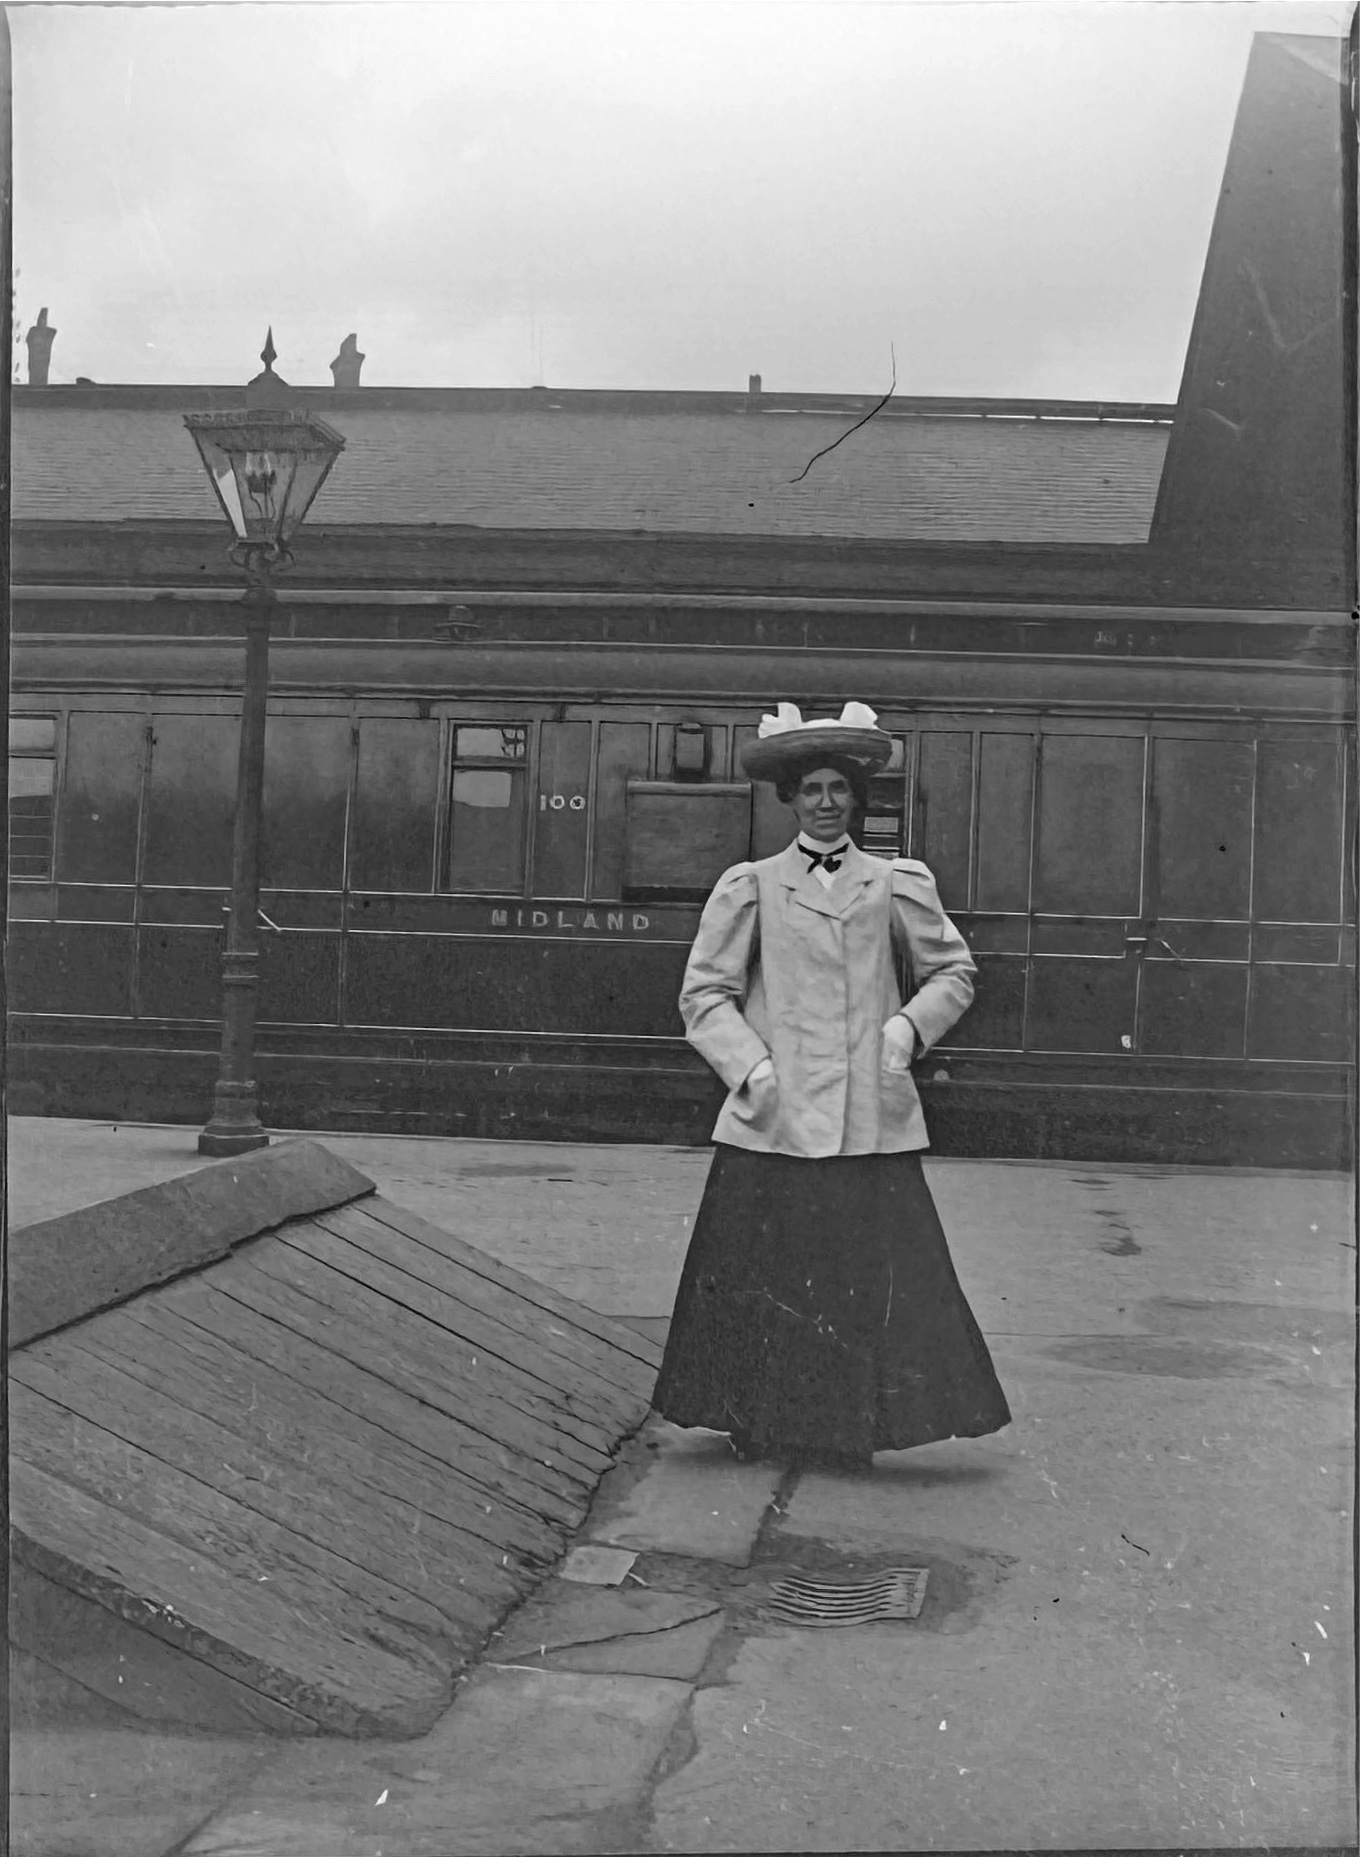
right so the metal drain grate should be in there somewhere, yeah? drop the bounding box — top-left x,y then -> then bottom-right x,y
763,1566 -> 929,1627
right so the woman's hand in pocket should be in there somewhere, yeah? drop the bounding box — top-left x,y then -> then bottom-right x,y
743,1055 -> 779,1118
881,1015 -> 918,1075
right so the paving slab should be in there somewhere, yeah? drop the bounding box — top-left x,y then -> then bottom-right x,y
559,1544 -> 638,1585
646,1329 -> 1354,1852
10,1727 -> 280,1857
495,1584 -> 721,1659
925,1160 -> 1353,1348
184,1667 -> 693,1857
498,1613 -> 728,1681
648,1619 -> 1353,1852
588,1422 -> 783,1566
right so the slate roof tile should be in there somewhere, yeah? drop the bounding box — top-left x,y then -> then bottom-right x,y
14,403 -> 1169,544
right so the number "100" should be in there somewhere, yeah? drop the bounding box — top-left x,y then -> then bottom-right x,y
539,793 -> 587,811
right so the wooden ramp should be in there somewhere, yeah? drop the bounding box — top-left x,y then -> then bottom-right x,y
9,1140 -> 662,1738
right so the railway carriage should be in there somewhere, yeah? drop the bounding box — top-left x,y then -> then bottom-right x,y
8,594 -> 1353,1165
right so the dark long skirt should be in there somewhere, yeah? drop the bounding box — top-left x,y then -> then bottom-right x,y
653,1145 -> 1011,1459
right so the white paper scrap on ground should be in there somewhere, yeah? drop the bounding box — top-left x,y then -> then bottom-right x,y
560,1544 -> 639,1585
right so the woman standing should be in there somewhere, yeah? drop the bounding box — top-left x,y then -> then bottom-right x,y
653,702 -> 1011,1472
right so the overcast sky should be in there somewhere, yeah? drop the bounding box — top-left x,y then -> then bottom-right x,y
10,0 -> 1353,398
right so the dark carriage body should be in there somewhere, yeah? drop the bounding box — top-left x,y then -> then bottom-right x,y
8,34 -> 1355,1166
9,588 -> 1353,1166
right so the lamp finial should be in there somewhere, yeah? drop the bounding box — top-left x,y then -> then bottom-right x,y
246,328 -> 290,409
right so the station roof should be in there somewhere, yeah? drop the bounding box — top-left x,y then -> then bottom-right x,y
13,388 -> 1172,546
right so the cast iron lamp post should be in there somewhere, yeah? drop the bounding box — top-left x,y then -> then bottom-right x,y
184,332 -> 345,1156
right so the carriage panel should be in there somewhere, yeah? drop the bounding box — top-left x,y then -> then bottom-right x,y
591,723 -> 652,900
1248,963 -> 1354,1063
532,722 -> 593,899
8,921 -> 133,1018
351,718 -> 441,893
261,717 -> 352,892
144,715 -> 237,888
1139,962 -> 1249,1060
913,732 -> 973,911
343,933 -> 689,1038
1253,734 -> 1346,925
1151,736 -> 1254,921
57,711 -> 145,886
973,732 -> 1034,914
935,953 -> 1025,1051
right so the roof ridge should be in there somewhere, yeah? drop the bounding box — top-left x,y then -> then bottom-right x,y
12,383 -> 1177,424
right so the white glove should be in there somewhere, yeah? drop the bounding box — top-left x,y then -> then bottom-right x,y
881,1015 -> 918,1073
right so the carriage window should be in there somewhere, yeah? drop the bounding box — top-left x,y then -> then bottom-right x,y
9,715 -> 57,881
447,724 -> 529,894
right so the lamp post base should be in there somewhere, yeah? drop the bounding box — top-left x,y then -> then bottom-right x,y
199,1084 -> 270,1156
199,1127 -> 271,1157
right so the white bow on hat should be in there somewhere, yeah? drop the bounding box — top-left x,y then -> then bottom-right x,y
757,701 -> 880,739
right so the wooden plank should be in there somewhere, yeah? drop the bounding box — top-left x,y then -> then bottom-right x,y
153,1271 -> 586,1530
10,1460 -> 450,1738
11,1559 -> 318,1736
12,1383 -> 467,1672
222,1243 -> 619,1475
232,1233 -> 616,1478
13,1346 -> 520,1633
312,1199 -> 651,1401
249,1231 -> 629,1465
284,1213 -> 645,1439
71,1301 -> 562,1566
196,1253 -> 603,1508
357,1193 -> 664,1370
313,1200 -> 658,1402
10,1138 -> 375,1349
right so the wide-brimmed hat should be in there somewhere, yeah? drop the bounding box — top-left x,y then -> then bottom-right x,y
740,702 -> 893,784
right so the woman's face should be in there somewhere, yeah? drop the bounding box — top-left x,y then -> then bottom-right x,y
790,766 -> 856,843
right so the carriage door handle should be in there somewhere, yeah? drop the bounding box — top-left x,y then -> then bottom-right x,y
218,903 -> 281,932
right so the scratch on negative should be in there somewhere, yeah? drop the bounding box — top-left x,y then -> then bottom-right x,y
884,1261 -> 894,1328
733,1290 -> 853,1351
747,1699 -> 916,1772
733,1290 -> 808,1323
788,348 -> 897,486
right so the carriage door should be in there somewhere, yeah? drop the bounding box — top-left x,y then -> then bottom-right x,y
1138,730 -> 1254,1059
1027,725 -> 1147,1053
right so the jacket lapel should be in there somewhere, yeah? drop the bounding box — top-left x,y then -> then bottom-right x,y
777,841 -> 878,921
824,844 -> 881,920
777,841 -> 839,920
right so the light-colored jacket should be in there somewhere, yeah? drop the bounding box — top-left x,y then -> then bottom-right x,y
679,842 -> 976,1158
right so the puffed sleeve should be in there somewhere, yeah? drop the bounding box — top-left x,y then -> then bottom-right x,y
890,859 -> 977,1054
678,863 -> 770,1091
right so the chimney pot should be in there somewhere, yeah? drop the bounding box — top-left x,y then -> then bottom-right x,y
745,372 -> 762,413
26,307 -> 56,386
330,333 -> 365,389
